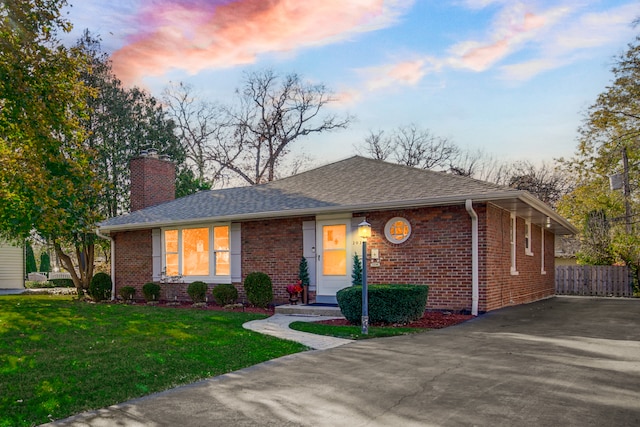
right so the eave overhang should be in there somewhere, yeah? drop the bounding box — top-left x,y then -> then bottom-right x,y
97,190 -> 577,236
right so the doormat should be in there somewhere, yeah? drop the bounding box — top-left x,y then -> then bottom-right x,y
306,303 -> 339,307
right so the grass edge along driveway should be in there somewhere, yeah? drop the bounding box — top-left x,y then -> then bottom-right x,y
0,295 -> 307,427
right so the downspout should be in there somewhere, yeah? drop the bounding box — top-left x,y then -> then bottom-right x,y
465,200 -> 479,316
95,228 -> 116,301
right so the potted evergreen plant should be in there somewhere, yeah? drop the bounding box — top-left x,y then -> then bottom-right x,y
298,257 -> 310,304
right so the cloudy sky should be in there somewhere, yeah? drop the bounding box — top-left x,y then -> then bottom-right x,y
62,0 -> 640,166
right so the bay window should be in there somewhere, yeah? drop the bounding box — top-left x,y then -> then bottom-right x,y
163,224 -> 230,280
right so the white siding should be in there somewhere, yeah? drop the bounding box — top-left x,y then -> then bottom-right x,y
0,241 -> 24,289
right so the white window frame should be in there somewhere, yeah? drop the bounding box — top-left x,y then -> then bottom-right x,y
161,223 -> 232,283
524,220 -> 533,256
510,213 -> 519,275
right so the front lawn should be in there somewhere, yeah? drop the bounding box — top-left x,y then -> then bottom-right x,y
0,295 -> 307,427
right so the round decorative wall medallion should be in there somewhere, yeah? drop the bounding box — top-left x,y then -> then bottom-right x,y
384,217 -> 411,244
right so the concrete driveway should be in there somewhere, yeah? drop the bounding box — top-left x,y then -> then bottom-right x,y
46,297 -> 640,426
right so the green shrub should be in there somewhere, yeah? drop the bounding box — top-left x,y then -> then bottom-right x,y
211,284 -> 238,306
298,257 -> 310,286
25,243 -> 37,274
337,284 -> 429,325
49,278 -> 74,288
88,272 -> 112,301
119,286 -> 136,301
351,254 -> 362,286
244,272 -> 273,308
187,281 -> 208,303
26,280 -> 71,289
39,252 -> 51,272
142,282 -> 161,302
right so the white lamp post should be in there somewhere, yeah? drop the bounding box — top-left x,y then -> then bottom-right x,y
358,220 -> 371,334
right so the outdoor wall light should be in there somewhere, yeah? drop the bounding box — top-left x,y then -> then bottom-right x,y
358,220 -> 371,334
358,220 -> 371,240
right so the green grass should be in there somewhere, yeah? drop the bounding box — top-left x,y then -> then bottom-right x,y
0,295 -> 307,427
289,321 -> 426,340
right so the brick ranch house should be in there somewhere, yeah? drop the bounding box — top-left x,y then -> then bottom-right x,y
97,154 -> 576,315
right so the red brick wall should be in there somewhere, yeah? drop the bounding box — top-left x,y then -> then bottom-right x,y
355,207 -> 473,311
241,217 -> 311,304
130,155 -> 175,211
112,229 -> 216,302
481,204 -> 555,312
113,230 -> 153,299
111,204 -> 555,311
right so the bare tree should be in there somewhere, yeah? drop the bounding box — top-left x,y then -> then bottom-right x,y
506,160 -> 574,207
356,130 -> 395,161
394,124 -> 458,169
162,82 -> 226,185
218,69 -> 352,185
356,124 -> 458,171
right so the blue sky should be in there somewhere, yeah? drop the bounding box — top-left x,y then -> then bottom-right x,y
62,0 -> 640,166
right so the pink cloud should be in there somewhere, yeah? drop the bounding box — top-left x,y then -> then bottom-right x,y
364,59 -> 429,91
460,39 -> 510,72
111,0 -> 412,85
523,12 -> 545,32
450,4 -> 553,72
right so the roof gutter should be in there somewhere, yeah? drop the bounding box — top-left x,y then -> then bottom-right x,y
96,190 -> 578,237
465,200 -> 479,316
95,228 -> 115,301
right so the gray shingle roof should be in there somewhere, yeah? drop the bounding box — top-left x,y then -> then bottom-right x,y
98,156 -> 525,230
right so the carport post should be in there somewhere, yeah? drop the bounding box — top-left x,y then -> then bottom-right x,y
358,221 -> 371,334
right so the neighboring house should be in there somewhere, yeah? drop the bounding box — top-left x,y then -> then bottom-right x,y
98,154 -> 577,314
555,235 -> 580,266
0,239 -> 25,289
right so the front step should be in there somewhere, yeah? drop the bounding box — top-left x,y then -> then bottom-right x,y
275,304 -> 344,317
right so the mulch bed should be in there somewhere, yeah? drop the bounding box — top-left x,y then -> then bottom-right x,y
315,311 -> 474,329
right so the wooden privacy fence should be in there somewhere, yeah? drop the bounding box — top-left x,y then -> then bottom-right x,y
555,265 -> 634,297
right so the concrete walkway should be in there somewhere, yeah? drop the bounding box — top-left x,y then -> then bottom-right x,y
44,297 -> 640,426
243,314 -> 353,350
0,288 -> 25,295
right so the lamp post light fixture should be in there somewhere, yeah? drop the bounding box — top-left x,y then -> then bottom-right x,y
358,220 -> 371,335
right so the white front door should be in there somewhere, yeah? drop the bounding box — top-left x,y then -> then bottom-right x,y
316,219 -> 352,304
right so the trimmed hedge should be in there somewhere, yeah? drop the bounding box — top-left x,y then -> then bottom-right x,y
337,284 -> 429,325
88,272 -> 112,302
187,281 -> 208,303
244,272 -> 273,308
119,286 -> 136,301
142,282 -> 161,302
49,278 -> 74,288
211,284 -> 238,306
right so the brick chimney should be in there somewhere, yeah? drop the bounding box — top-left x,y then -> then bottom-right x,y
130,149 -> 176,212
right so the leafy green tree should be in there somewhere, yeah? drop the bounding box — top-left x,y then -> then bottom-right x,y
175,166 -> 212,198
76,31 -> 189,217
0,0 -> 102,290
558,29 -> 640,284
